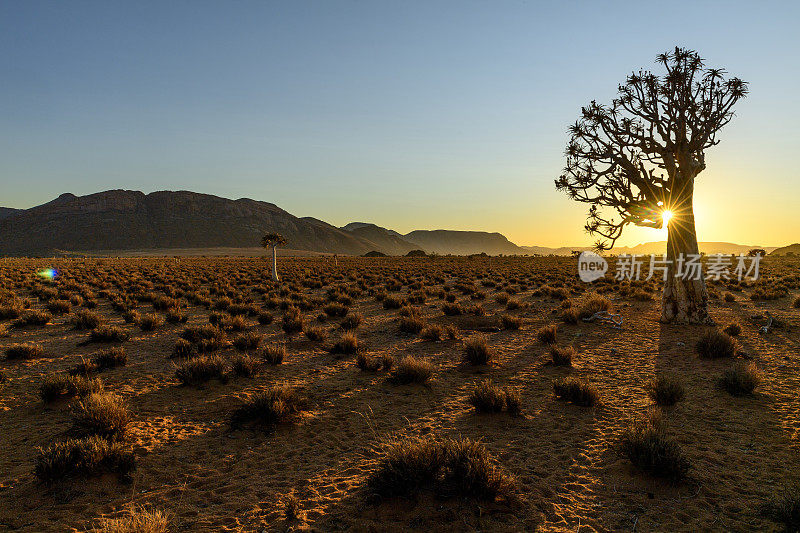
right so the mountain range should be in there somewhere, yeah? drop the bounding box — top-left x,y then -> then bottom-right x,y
0,190 -> 783,257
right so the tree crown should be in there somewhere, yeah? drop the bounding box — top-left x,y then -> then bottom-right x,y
556,47 -> 747,250
261,233 -> 287,248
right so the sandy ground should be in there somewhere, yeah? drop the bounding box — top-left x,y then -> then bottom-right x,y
0,256 -> 798,532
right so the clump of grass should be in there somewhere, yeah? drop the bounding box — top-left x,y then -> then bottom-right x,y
419,324 -> 457,341
282,307 -> 305,336
549,345 -> 575,366
90,326 -> 130,343
536,324 -> 558,344
180,324 -> 227,352
232,331 -> 263,351
618,409 -> 690,481
398,314 -> 426,334
724,292 -> 736,302
382,295 -> 406,310
40,374 -> 102,403
330,333 -> 358,355
165,308 -> 188,324
722,322 -> 742,337
553,377 -> 599,406
174,355 -> 227,385
5,342 -> 43,360
500,314 -> 522,330
464,335 -> 492,365
340,313 -> 362,330
71,310 -> 104,330
137,313 -> 164,331
262,344 -> 286,365
577,293 -> 612,319
13,309 -> 52,327
93,347 -> 127,370
324,302 -> 348,318
696,330 -> 736,359
231,354 -> 261,377
304,325 -> 328,342
72,392 -> 131,440
720,361 -> 763,396
171,339 -> 196,359
91,506 -> 169,533
793,295 -> 800,309
367,436 -> 518,503
230,385 -> 308,429
47,300 -> 72,315
282,492 -> 301,521
34,436 -> 135,482
356,353 -> 393,372
388,356 -> 434,385
441,302 -> 463,316
645,373 -> 685,406
468,380 -> 521,415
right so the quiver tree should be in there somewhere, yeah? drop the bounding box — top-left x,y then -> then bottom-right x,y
261,233 -> 287,282
555,47 -> 747,324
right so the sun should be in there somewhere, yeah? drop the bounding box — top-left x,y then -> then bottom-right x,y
662,210 -> 674,225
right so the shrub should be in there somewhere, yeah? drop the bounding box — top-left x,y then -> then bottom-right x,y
137,313 -> 164,331
356,353 -> 393,372
35,436 -> 136,482
722,322 -> 742,337
262,344 -> 286,365
324,303 -> 348,318
14,310 -> 52,327
724,292 -> 736,302
5,342 -> 43,360
165,308 -> 188,324
174,355 -> 227,385
330,333 -> 358,355
0,303 -> 23,320
122,310 -> 141,324
794,295 -> 800,309
90,326 -> 130,343
420,324 -> 457,341
553,377 -> 599,406
93,347 -> 127,370
91,507 -> 169,533
231,354 -> 261,377
645,373 -> 685,406
171,339 -> 196,359
73,392 -> 131,440
47,300 -> 71,315
536,324 -> 558,344
549,345 -> 574,366
468,380 -> 510,413
72,310 -> 104,330
720,361 -> 763,396
40,374 -> 102,403
441,302 -> 463,316
367,436 -> 517,502
340,313 -> 362,330
180,325 -> 227,352
383,295 -> 406,310
232,331 -> 263,351
282,307 -> 305,336
464,335 -> 492,365
398,315 -> 426,334
500,314 -> 522,330
304,325 -> 328,342
388,356 -> 434,385
696,330 -> 736,359
618,410 -> 690,481
230,385 -> 308,429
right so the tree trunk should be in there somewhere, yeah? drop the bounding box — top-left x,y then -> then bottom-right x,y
660,178 -> 710,324
271,245 -> 280,282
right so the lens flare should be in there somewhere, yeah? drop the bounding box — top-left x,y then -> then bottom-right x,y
662,210 -> 674,225
36,268 -> 58,280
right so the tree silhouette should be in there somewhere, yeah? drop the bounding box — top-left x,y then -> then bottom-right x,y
261,233 -> 287,282
556,47 -> 747,323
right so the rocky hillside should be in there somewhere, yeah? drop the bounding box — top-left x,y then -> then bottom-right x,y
0,191 -> 380,256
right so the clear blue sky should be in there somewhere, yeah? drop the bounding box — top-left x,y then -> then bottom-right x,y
1,1 -> 798,246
